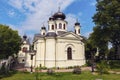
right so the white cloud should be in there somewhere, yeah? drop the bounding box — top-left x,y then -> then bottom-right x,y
66,13 -> 77,31
78,12 -> 82,16
90,1 -> 97,6
84,31 -> 92,38
8,0 -> 75,37
9,0 -> 23,11
8,10 -> 15,17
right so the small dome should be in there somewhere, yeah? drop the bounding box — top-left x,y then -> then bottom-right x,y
53,12 -> 66,20
23,34 -> 27,39
41,26 -> 46,30
75,22 -> 80,26
49,16 -> 54,20
75,19 -> 80,26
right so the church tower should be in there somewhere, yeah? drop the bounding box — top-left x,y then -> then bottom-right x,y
74,20 -> 81,35
48,15 -> 56,33
48,7 -> 68,34
53,7 -> 67,33
40,25 -> 46,35
18,34 -> 30,65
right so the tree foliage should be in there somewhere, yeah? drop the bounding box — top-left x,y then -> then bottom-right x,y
0,24 -> 21,59
85,39 -> 97,60
90,0 -> 120,59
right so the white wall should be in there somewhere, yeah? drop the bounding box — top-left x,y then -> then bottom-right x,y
29,33 -> 86,68
45,38 -> 56,68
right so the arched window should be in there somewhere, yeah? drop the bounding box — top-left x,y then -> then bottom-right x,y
67,47 -> 72,60
78,29 -> 80,33
63,24 -> 65,29
22,59 -> 25,62
22,47 -> 27,52
59,23 -> 62,29
43,33 -> 45,35
52,25 -> 54,30
75,30 -> 76,34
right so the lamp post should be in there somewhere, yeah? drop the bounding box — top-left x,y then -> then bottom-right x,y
29,50 -> 36,73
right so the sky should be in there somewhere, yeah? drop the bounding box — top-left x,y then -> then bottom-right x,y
0,0 -> 97,39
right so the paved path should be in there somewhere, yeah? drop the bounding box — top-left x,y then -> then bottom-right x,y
15,64 -> 120,74
15,64 -> 91,72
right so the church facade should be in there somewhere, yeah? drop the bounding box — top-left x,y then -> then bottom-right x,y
18,10 -> 86,68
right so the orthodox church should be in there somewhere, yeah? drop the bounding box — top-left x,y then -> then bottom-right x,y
18,10 -> 86,68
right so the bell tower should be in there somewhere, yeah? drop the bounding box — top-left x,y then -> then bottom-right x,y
48,15 -> 56,33
74,19 -> 80,35
40,25 -> 46,35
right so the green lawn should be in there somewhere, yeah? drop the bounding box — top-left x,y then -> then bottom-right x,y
1,71 -> 120,80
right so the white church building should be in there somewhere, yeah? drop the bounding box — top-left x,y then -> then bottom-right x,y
18,10 -> 86,68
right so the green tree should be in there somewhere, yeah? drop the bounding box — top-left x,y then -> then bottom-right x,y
85,39 -> 97,72
91,0 -> 120,59
0,24 -> 21,59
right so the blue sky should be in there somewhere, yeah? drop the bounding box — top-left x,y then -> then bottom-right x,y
0,0 -> 96,39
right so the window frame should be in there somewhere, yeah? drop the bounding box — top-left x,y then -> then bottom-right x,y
67,47 -> 72,60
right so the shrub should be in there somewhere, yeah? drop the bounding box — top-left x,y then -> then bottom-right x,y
73,66 -> 81,74
0,62 -> 8,75
109,60 -> 120,69
41,66 -> 47,70
68,66 -> 73,69
96,60 -> 110,75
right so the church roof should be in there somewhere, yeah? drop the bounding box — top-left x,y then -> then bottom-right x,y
57,31 -> 67,35
33,31 -> 85,42
46,32 -> 57,37
53,11 -> 66,20
33,34 -> 45,41
49,7 -> 66,20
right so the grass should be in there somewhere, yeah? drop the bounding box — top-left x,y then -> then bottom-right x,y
1,71 -> 120,80
110,68 -> 120,72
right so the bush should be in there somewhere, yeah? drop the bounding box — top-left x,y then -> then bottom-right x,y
73,66 -> 81,74
41,66 -> 47,70
68,66 -> 73,69
47,69 -> 54,75
0,63 -> 8,75
109,60 -> 120,69
96,60 -> 110,75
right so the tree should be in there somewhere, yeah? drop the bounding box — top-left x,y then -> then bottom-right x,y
91,0 -> 120,59
85,39 -> 97,72
0,24 -> 21,59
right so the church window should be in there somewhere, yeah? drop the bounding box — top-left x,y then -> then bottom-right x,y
52,25 -> 54,30
63,24 -> 65,29
59,23 -> 62,29
75,30 -> 76,34
43,33 -> 45,35
22,59 -> 25,62
67,47 -> 72,60
78,29 -> 80,33
22,47 -> 27,52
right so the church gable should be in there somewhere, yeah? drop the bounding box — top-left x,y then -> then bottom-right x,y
58,32 -> 83,40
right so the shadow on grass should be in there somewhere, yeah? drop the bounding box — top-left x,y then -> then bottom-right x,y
0,70 -> 18,79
